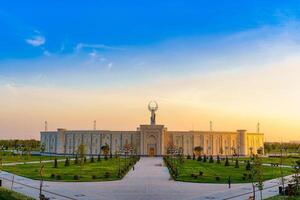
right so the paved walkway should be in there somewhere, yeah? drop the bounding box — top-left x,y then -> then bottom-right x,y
0,157 -> 290,200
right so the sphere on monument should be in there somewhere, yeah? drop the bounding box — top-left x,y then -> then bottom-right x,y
148,100 -> 158,112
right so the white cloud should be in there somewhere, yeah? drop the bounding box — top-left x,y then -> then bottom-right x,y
26,35 -> 45,47
75,43 -> 125,52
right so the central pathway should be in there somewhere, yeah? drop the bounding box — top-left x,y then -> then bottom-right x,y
0,157 -> 286,200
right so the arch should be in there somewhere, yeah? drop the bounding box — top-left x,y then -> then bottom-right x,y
147,135 -> 156,144
146,135 -> 157,156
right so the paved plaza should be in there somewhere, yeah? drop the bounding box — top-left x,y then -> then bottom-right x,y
0,157 -> 286,200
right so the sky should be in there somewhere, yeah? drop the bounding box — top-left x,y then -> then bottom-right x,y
1,1 -> 300,141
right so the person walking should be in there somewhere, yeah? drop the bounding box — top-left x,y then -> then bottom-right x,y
228,176 -> 231,189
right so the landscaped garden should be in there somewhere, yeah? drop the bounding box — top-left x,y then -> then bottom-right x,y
0,187 -> 34,200
2,155 -> 140,182
1,152 -> 55,163
266,196 -> 300,200
237,156 -> 300,166
164,155 -> 294,184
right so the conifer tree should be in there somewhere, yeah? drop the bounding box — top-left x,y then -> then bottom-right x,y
54,158 -> 58,168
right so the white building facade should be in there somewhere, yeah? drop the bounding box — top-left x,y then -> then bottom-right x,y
41,104 -> 264,156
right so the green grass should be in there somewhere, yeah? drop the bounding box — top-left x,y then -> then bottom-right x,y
2,157 -> 137,182
237,157 -> 300,166
0,188 -> 34,200
265,195 -> 300,200
169,158 -> 292,183
1,152 -> 55,163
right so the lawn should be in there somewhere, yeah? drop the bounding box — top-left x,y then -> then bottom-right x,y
2,156 -> 138,182
1,152 -> 54,163
166,158 -> 293,184
0,188 -> 34,200
266,195 -> 300,200
237,156 -> 300,166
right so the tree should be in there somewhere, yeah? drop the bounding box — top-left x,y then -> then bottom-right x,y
40,144 -> 45,164
279,145 -> 286,198
77,144 -> 86,166
251,155 -> 264,200
0,145 -> 4,169
235,159 -> 239,168
246,160 -> 251,171
194,146 -> 203,157
203,155 -> 207,162
97,154 -> 101,162
101,143 -> 110,160
74,155 -> 78,164
292,160 -> 300,195
197,155 -> 202,161
53,158 -> 58,168
224,156 -> 230,166
90,156 -> 94,163
64,157 -> 70,166
209,155 -> 214,163
257,147 -> 264,155
217,155 -> 221,164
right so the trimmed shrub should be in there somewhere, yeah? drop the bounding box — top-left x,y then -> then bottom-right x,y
64,157 -> 70,166
203,155 -> 207,162
217,155 -> 221,164
92,175 -> 97,179
242,176 -> 246,180
199,171 -> 203,176
90,156 -> 95,163
248,174 -> 252,179
235,159 -> 239,168
216,176 -> 220,181
109,153 -> 113,159
50,173 -> 55,178
191,173 -> 195,177
224,157 -> 230,166
187,154 -> 191,159
84,157 -> 87,163
56,174 -> 61,180
74,175 -> 79,180
209,155 -> 214,163
53,158 -> 58,168
192,153 -> 195,160
197,156 -> 202,161
104,172 -> 111,178
246,160 -> 251,171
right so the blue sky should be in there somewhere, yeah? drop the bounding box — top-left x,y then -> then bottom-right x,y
1,1 -> 300,59
1,0 -> 300,85
1,1 -> 300,140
